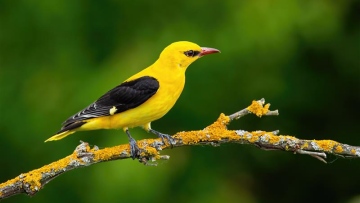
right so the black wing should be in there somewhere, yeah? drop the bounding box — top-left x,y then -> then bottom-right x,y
61,76 -> 159,128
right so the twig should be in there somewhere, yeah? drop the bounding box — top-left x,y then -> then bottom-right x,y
0,98 -> 359,200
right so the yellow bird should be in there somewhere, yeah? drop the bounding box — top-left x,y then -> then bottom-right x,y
45,41 -> 220,159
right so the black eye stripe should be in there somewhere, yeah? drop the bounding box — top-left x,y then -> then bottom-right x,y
193,51 -> 200,56
184,50 -> 200,57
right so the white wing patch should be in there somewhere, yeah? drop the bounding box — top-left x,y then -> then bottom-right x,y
109,106 -> 117,115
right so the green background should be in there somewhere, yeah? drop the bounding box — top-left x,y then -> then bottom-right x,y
1,0 -> 359,202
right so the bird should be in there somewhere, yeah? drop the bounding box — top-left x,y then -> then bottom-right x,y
45,41 -> 220,159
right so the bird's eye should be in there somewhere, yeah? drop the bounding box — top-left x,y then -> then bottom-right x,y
184,50 -> 194,57
184,50 -> 200,57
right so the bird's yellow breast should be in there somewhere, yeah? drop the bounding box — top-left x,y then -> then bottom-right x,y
109,74 -> 185,129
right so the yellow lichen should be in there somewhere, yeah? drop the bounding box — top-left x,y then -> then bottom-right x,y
92,145 -> 128,161
247,131 -> 263,143
334,145 -> 343,153
351,149 -> 356,155
0,153 -> 77,193
175,113 -> 237,145
91,138 -> 164,161
315,140 -> 339,152
0,177 -> 20,190
139,145 -> 160,160
248,135 -> 258,143
268,134 -> 281,144
23,154 -> 77,191
247,101 -> 269,117
301,142 -> 309,149
245,132 -> 292,145
206,115 -> 236,139
23,172 -> 42,191
177,130 -> 204,145
217,113 -> 230,125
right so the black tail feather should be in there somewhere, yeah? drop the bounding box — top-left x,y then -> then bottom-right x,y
57,121 -> 86,134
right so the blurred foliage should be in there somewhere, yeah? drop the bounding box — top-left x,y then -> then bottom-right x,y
0,0 -> 359,202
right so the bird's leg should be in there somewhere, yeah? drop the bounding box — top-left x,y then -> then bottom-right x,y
149,129 -> 176,147
125,129 -> 140,159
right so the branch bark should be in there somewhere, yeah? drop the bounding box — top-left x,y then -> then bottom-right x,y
0,98 -> 359,199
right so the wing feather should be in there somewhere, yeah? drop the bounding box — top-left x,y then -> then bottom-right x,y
62,76 -> 159,128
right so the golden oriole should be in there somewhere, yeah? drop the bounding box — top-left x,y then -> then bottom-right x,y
45,41 -> 220,159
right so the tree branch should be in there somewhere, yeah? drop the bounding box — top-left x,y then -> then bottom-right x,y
0,98 -> 359,199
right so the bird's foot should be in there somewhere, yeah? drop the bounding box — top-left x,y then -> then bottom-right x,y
128,137 -> 140,159
126,129 -> 140,159
149,129 -> 176,147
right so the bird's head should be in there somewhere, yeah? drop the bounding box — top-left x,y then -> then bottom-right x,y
158,41 -> 220,69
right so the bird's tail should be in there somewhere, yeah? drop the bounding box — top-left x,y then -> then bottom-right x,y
45,130 -> 76,142
45,121 -> 86,142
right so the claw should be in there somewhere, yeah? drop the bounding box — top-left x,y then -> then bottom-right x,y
126,129 -> 140,159
149,129 -> 176,147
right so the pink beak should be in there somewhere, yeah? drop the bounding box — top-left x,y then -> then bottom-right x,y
199,47 -> 221,57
